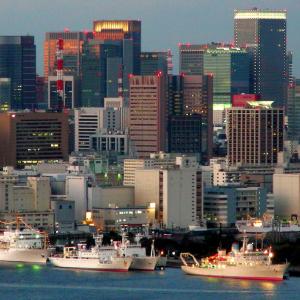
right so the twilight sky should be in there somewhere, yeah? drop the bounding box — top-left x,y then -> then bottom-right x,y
0,0 -> 299,76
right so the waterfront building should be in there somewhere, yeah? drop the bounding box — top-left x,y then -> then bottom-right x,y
204,185 -> 268,225
0,111 -> 69,168
129,75 -> 166,158
0,36 -> 36,109
273,173 -> 300,218
234,9 -> 287,107
134,156 -> 202,228
226,101 -> 284,166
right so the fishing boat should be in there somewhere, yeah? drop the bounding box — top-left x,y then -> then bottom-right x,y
0,218 -> 48,264
48,235 -> 132,272
180,236 -> 289,281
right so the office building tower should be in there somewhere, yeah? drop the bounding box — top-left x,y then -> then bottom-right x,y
75,98 -> 128,152
140,51 -> 168,75
0,78 -> 11,111
182,75 -> 213,162
287,79 -> 300,141
44,32 -> 89,80
168,114 -> 202,158
226,101 -> 284,166
0,112 -> 69,168
93,20 -> 141,75
129,75 -> 166,158
203,47 -> 250,125
234,9 -> 287,107
36,76 -> 46,107
48,75 -> 79,109
81,40 -> 122,107
0,36 -> 36,109
179,44 -> 205,75
167,75 -> 184,116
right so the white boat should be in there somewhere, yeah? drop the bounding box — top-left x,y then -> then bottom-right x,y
0,228 -> 48,264
236,219 -> 300,233
48,236 -> 132,272
180,236 -> 289,281
126,238 -> 159,271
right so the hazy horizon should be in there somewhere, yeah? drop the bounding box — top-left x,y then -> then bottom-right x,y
1,0 -> 299,76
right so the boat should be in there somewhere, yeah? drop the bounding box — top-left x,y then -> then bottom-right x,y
180,236 -> 289,281
236,218 -> 300,233
0,219 -> 48,264
126,237 -> 159,271
48,235 -> 132,272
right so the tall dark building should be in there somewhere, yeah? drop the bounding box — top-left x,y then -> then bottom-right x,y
168,75 -> 184,116
93,20 -> 141,75
0,36 -> 36,109
168,114 -> 202,158
179,44 -> 205,75
81,40 -> 122,107
234,9 -> 287,107
140,52 -> 168,75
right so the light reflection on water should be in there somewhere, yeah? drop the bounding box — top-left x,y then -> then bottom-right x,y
0,264 -> 295,300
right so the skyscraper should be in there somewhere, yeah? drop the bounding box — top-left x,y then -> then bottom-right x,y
287,78 -> 300,141
0,36 -> 36,109
179,44 -> 205,75
81,40 -> 122,107
44,32 -> 88,80
226,101 -> 284,166
93,20 -> 141,75
234,9 -> 287,107
140,52 -> 168,76
182,75 -> 213,162
129,75 -> 166,158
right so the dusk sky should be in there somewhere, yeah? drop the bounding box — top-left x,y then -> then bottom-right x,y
1,0 -> 299,75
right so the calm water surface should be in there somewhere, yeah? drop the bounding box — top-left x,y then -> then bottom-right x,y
0,263 -> 298,300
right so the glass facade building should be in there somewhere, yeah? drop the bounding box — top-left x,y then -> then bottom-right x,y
140,52 -> 168,76
234,9 -> 287,107
0,36 -> 36,109
179,44 -> 205,75
203,47 -> 250,108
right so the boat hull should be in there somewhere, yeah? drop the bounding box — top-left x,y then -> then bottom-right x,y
49,256 -> 132,272
0,248 -> 47,264
181,263 -> 289,281
130,256 -> 159,271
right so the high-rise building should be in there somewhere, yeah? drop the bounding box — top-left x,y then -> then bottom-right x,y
203,47 -> 250,109
168,114 -> 202,158
81,40 -> 122,107
0,78 -> 11,111
182,75 -> 213,162
287,79 -> 300,141
75,98 -> 128,152
129,75 -> 166,158
167,75 -> 184,116
0,112 -> 69,168
234,9 -> 287,107
36,76 -> 46,108
0,36 -> 36,109
179,44 -> 205,75
140,51 -> 168,75
44,32 -> 89,80
48,75 -> 79,109
226,101 -> 284,166
93,20 -> 141,75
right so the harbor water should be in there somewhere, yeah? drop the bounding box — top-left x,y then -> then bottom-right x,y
0,263 -> 299,300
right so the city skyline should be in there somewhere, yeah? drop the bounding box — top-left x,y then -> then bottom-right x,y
1,0 -> 299,75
